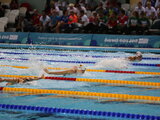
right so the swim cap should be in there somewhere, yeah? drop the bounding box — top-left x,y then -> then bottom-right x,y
136,51 -> 142,57
77,65 -> 86,71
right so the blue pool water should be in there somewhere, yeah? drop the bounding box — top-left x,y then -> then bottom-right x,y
0,47 -> 160,120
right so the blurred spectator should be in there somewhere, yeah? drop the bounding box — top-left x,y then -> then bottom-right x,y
20,2 -> 32,11
67,3 -> 78,14
16,16 -> 24,32
142,0 -> 156,7
139,11 -> 150,34
0,2 -> 5,17
39,10 -> 51,32
78,10 -> 89,33
141,0 -> 147,7
106,0 -> 118,8
134,2 -> 146,15
116,2 -> 124,15
84,12 -> 99,33
128,11 -> 140,34
117,9 -> 128,34
56,10 -> 69,33
68,11 -> 78,31
157,5 -> 160,18
23,18 -> 35,32
50,1 -> 60,15
78,10 -> 89,26
10,0 -> 19,10
68,11 -> 78,24
87,0 -> 98,11
151,18 -> 160,29
107,11 -> 118,34
76,3 -> 87,16
95,2 -> 105,15
98,13 -> 109,33
105,1 -> 119,17
146,0 -> 156,7
145,2 -> 157,20
31,9 -> 41,32
49,10 -> 60,32
155,0 -> 160,8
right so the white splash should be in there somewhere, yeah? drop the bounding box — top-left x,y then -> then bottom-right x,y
94,58 -> 129,69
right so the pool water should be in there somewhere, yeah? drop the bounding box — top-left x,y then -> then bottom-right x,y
0,48 -> 160,120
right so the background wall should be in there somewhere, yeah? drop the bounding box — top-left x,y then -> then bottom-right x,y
0,0 -> 11,3
19,0 -> 46,12
130,0 -> 139,9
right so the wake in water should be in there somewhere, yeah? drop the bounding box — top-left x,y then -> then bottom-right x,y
93,58 -> 129,70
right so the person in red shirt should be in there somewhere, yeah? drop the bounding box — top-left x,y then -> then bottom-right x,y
68,11 -> 78,32
107,11 -> 118,34
68,11 -> 78,24
31,9 -> 41,32
117,9 -> 128,34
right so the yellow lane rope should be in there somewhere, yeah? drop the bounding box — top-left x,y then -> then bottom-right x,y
0,65 -> 160,75
1,87 -> 160,102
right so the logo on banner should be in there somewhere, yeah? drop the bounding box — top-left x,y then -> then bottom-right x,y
104,38 -> 149,44
0,35 -> 18,40
9,35 -> 18,40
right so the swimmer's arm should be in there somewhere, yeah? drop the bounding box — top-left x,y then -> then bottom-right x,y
5,78 -> 25,86
30,74 -> 45,80
0,78 -> 20,82
44,68 -> 74,75
126,56 -> 136,61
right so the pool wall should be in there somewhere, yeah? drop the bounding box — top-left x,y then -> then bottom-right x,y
0,32 -> 159,48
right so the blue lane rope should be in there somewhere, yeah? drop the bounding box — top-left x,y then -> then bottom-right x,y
0,51 -> 159,60
0,104 -> 159,120
0,57 -> 159,67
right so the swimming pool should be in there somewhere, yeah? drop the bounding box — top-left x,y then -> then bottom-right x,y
0,46 -> 160,120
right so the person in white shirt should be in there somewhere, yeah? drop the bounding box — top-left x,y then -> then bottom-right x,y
157,5 -> 160,18
134,2 -> 145,15
76,3 -> 87,16
79,10 -> 89,27
145,2 -> 156,17
39,11 -> 51,32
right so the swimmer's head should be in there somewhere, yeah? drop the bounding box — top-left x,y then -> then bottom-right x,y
136,51 -> 142,57
135,51 -> 142,61
77,64 -> 86,73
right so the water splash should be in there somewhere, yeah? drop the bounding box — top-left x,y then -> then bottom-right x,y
93,58 -> 129,70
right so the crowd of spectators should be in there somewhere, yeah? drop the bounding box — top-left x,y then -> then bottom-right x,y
0,0 -> 160,35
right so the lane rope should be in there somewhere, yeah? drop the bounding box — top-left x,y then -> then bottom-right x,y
0,87 -> 160,102
0,74 -> 160,87
0,51 -> 159,60
0,57 -> 159,67
0,65 -> 160,75
0,104 -> 159,119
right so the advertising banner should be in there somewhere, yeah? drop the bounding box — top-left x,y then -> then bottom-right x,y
0,32 -> 159,48
0,32 -> 28,44
29,33 -> 92,46
91,34 -> 160,48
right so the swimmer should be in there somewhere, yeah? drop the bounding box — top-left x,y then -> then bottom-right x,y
44,65 -> 86,76
127,51 -> 142,61
0,74 -> 44,85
